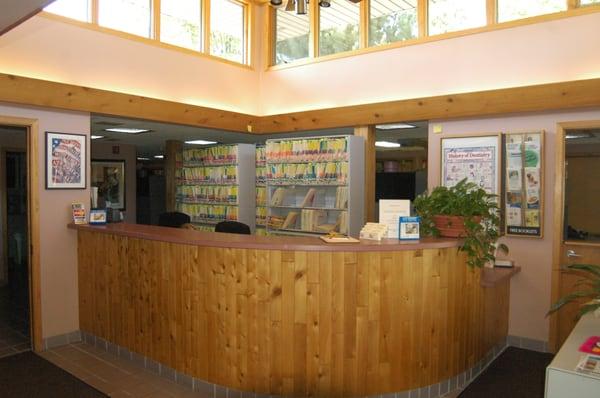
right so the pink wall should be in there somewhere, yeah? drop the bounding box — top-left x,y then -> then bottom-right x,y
91,142 -> 137,223
2,9 -> 599,117
427,108 -> 600,343
0,102 -> 90,339
0,14 -> 260,114
259,12 -> 600,115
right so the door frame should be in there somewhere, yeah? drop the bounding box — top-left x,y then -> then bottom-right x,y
550,120 -> 600,352
0,115 -> 42,352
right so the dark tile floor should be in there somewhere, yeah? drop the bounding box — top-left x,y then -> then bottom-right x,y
0,285 -> 31,358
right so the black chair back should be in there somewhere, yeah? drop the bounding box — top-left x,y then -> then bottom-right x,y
158,212 -> 191,228
215,221 -> 251,235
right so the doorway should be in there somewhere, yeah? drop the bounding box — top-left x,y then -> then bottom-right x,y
0,127 -> 30,357
551,121 -> 600,351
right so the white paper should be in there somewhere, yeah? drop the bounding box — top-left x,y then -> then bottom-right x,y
379,200 -> 410,239
508,169 -> 522,191
506,207 -> 522,226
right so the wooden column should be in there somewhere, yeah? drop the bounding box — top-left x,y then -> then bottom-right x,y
354,125 -> 376,223
165,140 -> 182,212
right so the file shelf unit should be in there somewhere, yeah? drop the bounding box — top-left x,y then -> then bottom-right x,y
265,135 -> 364,237
176,144 -> 256,232
255,145 -> 267,236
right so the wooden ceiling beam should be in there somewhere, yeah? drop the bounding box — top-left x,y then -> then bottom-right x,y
0,73 -> 258,133
255,78 -> 600,133
1,73 -> 600,134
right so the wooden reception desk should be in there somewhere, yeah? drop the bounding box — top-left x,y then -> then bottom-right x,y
69,223 -> 515,397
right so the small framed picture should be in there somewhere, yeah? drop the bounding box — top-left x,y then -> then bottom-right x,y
400,216 -> 420,240
45,132 -> 87,189
91,160 -> 126,210
89,209 -> 107,225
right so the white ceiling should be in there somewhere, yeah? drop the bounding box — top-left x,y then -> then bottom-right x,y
0,0 -> 54,35
91,114 -> 428,158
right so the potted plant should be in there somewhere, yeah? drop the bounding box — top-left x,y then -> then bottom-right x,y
548,263 -> 600,318
413,178 -> 508,268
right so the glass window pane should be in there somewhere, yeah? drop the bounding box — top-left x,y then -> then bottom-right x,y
319,0 -> 360,56
275,8 -> 310,65
98,0 -> 152,38
498,0 -> 566,23
210,0 -> 245,64
428,0 -> 486,36
580,0 -> 600,5
160,0 -> 202,51
44,0 -> 91,22
369,0 -> 418,46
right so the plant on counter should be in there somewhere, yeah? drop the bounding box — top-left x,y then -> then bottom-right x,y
413,178 -> 508,268
548,263 -> 600,319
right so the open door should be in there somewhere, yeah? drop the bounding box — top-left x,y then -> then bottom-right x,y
550,121 -> 600,352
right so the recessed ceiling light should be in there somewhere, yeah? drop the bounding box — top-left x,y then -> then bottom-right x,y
91,135 -> 104,140
154,155 -> 164,159
105,128 -> 150,134
375,141 -> 401,148
375,123 -> 417,130
185,139 -> 218,145
137,157 -> 150,161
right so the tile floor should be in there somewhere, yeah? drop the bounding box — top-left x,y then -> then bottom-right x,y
0,285 -> 30,358
40,342 -> 212,398
38,340 -> 462,398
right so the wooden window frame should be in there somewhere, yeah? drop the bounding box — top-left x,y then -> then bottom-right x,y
267,0 -> 600,70
42,0 -> 252,67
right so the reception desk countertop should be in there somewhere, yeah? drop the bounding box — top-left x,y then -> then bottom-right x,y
68,222 -> 461,252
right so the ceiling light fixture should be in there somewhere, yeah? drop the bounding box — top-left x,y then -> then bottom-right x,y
137,157 -> 150,161
375,123 -> 417,130
154,155 -> 164,159
375,141 -> 401,148
271,0 -> 361,15
105,128 -> 150,134
565,132 -> 593,139
91,135 -> 104,140
185,139 -> 218,145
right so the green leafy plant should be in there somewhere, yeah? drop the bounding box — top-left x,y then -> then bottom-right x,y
414,178 -> 508,268
548,263 -> 600,319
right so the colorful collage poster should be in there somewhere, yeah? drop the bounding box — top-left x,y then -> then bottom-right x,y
504,132 -> 543,237
45,132 -> 87,189
441,135 -> 500,195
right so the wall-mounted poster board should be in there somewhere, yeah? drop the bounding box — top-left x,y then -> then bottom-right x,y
503,131 -> 544,238
441,134 -> 502,195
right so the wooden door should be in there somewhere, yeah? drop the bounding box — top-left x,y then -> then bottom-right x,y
551,121 -> 600,351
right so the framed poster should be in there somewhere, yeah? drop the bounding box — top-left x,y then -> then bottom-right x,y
45,132 -> 87,189
440,134 -> 502,195
503,131 -> 544,238
91,160 -> 126,210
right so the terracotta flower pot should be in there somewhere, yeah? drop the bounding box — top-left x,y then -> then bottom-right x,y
432,215 -> 481,238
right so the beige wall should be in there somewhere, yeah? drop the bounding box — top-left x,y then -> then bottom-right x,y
427,108 -> 600,343
0,102 -> 90,339
91,142 -> 136,223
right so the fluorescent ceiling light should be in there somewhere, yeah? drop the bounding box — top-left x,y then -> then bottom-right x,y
375,141 -> 401,148
375,123 -> 417,130
105,128 -> 150,134
185,139 -> 217,145
566,132 -> 593,139
137,157 -> 150,161
91,135 -> 104,140
154,155 -> 164,159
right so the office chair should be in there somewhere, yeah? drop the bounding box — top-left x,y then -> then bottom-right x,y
215,221 -> 251,235
158,212 -> 191,228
